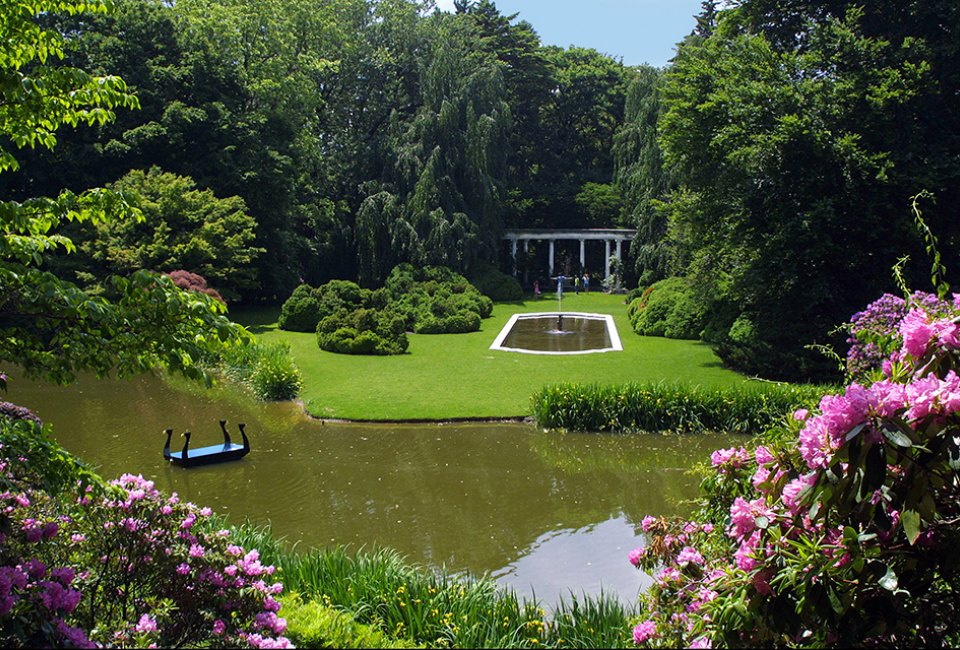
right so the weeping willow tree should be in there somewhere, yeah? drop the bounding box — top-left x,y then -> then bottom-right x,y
356,14 -> 510,287
612,65 -> 675,286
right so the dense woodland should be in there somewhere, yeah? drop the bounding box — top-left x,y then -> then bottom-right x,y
4,0 -> 960,381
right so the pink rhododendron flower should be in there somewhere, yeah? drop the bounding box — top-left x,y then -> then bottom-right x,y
676,546 -> 705,567
628,546 -> 646,567
819,386 -> 870,444
754,445 -> 775,465
728,497 -> 773,539
798,417 -> 836,469
870,380 -> 908,417
632,620 -> 658,644
689,637 -> 713,649
781,473 -> 817,515
751,465 -> 771,491
734,530 -> 763,572
134,614 -> 158,633
900,308 -> 934,357
905,374 -> 944,421
710,446 -> 751,473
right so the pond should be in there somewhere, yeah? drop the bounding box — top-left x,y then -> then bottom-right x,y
11,372 -> 738,608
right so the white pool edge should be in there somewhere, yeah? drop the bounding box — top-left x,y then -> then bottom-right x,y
489,312 -> 623,355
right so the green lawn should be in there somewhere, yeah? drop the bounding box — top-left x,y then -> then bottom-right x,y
234,293 -> 752,420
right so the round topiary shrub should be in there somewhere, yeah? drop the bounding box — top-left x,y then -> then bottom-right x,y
278,284 -> 321,332
470,263 -> 523,302
629,277 -> 704,340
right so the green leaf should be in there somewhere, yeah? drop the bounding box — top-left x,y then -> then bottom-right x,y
882,426 -> 913,448
901,509 -> 922,545
879,566 -> 899,591
845,422 -> 867,442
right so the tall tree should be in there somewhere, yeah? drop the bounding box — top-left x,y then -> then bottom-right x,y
613,65 -> 674,285
78,167 -> 263,301
520,45 -> 628,228
658,1 -> 960,379
0,0 -> 247,387
355,12 -> 511,285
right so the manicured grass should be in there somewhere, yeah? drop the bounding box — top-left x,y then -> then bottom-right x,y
234,293 -> 752,420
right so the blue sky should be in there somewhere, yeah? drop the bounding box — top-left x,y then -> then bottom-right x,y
433,0 -> 705,68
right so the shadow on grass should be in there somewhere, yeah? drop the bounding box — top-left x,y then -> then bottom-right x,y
229,306 -> 282,333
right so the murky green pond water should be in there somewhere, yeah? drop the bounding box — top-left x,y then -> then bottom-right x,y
11,373 -> 738,607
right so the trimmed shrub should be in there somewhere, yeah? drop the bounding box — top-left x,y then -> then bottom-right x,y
278,280 -> 371,333
384,264 -> 490,333
284,265 -> 491,351
316,279 -> 367,315
278,284 -> 322,332
414,310 -> 481,334
628,277 -> 704,340
317,321 -> 408,356
470,262 -> 524,302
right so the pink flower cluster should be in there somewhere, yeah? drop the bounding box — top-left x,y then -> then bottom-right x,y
0,459 -> 293,649
628,290 -> 960,647
709,446 -> 751,473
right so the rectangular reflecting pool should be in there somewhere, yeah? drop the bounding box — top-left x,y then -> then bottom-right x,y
490,312 -> 623,354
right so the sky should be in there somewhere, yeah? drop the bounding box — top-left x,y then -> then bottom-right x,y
433,0 -> 705,68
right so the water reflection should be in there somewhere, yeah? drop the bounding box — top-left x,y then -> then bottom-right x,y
11,373 -> 736,606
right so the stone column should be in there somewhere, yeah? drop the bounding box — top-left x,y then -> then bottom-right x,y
579,239 -> 585,270
604,240 -> 611,283
510,237 -> 518,275
548,239 -> 555,274
522,239 -> 530,284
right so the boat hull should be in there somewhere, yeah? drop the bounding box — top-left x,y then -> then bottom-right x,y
165,443 -> 250,468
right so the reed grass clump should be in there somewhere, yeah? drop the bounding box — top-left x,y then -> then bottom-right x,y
530,381 -> 827,434
229,525 -> 635,648
221,340 -> 303,400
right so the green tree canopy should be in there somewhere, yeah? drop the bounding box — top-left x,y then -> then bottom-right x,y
0,0 -> 248,387
651,0 -> 960,380
613,65 -> 675,285
76,167 -> 263,301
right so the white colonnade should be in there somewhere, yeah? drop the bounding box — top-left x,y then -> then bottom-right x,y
503,228 -> 636,286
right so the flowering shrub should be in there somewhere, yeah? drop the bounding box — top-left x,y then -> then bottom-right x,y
629,290 -> 960,647
0,417 -> 100,647
0,414 -> 293,648
846,291 -> 956,381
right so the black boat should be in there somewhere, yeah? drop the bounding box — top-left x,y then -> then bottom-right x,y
163,420 -> 250,467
